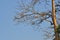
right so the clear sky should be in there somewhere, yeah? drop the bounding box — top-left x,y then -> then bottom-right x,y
0,0 -> 52,40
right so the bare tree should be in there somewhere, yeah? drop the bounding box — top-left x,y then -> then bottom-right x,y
14,0 -> 60,40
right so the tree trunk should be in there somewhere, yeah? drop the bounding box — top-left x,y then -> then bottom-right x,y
52,0 -> 59,40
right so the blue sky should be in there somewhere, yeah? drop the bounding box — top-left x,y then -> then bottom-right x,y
0,0 -> 52,40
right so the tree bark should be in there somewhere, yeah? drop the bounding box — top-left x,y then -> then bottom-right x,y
52,0 -> 59,40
